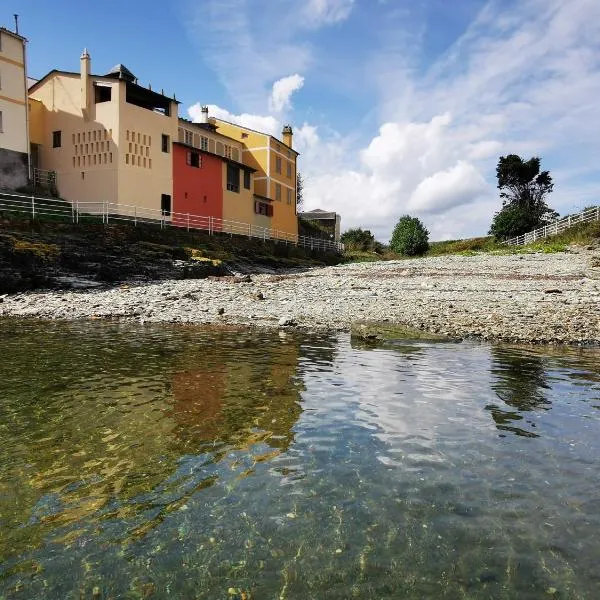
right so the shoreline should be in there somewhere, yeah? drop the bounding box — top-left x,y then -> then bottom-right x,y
2,251 -> 599,346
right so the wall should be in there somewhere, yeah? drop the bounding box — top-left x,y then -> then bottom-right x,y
212,119 -> 298,239
0,29 -> 28,187
172,144 -> 222,229
212,119 -> 270,197
221,162 -> 257,233
29,73 -> 119,204
268,138 -> 297,238
117,92 -> 177,212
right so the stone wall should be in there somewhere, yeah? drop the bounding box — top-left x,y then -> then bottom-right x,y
0,148 -> 28,190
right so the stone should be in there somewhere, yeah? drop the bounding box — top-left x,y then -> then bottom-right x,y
278,316 -> 296,327
217,308 -> 225,315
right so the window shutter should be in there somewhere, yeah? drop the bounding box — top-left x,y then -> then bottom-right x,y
186,151 -> 191,165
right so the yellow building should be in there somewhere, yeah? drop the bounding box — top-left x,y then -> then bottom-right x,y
28,51 -> 178,213
211,118 -> 299,240
0,26 -> 29,189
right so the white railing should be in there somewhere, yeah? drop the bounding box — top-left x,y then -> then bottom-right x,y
32,168 -> 58,190
0,192 -> 344,253
504,205 -> 600,246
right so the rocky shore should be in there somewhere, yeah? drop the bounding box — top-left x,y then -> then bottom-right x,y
2,250 -> 600,345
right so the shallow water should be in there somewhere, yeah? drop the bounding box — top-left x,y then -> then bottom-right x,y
0,320 -> 599,599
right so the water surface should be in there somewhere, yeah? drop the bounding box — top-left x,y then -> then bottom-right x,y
1,320 -> 599,599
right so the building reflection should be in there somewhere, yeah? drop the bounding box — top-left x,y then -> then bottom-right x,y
486,347 -> 551,438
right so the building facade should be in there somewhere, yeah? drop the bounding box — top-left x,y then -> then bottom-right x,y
299,209 -> 342,241
0,26 -> 29,189
174,113 -> 261,233
28,52 -> 178,212
211,119 -> 298,239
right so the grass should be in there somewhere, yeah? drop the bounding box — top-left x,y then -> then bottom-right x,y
342,215 -> 600,264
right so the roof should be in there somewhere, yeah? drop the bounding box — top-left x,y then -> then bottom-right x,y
211,117 -> 300,156
0,27 -> 27,42
106,63 -> 136,82
28,69 -> 181,103
173,141 -> 257,172
299,210 -> 339,220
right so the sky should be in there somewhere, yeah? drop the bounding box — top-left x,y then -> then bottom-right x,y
3,0 -> 600,241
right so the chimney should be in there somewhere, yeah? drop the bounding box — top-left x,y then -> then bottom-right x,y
80,49 -> 91,118
282,125 -> 293,149
200,105 -> 209,124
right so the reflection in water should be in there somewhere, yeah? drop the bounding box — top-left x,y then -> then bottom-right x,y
1,320 -> 599,599
487,347 -> 551,437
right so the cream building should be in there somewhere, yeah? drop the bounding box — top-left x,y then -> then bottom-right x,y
29,51 -> 178,213
0,26 -> 29,189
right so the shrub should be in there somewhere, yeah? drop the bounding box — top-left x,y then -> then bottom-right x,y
340,228 -> 376,252
390,215 -> 429,256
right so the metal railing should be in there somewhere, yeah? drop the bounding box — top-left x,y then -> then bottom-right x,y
505,205 -> 600,246
32,168 -> 58,191
0,192 -> 344,252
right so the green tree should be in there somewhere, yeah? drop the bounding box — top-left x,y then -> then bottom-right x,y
340,228 -> 376,251
390,215 -> 429,256
296,172 -> 304,210
489,155 -> 558,240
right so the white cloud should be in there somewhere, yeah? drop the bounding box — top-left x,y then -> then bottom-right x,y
302,0 -> 355,27
183,0 -> 600,242
408,162 -> 487,213
268,74 -> 305,113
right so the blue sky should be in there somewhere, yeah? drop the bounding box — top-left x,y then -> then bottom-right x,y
3,0 -> 600,240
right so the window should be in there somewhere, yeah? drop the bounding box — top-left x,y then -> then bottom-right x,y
224,144 -> 232,159
227,164 -> 240,192
243,170 -> 251,190
126,154 -> 129,164
94,84 -> 112,104
186,151 -> 200,168
200,136 -> 208,151
52,130 -> 62,148
287,188 -> 293,205
161,194 -> 171,216
287,162 -> 292,178
254,201 -> 273,216
275,156 -> 282,174
184,130 -> 193,146
161,134 -> 170,153
275,183 -> 281,201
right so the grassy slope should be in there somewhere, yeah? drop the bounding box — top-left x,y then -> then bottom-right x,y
343,218 -> 600,263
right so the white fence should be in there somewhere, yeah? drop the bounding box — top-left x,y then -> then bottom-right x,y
0,192 -> 343,253
505,205 -> 600,246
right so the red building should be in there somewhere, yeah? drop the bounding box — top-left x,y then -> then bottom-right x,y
172,142 -> 223,231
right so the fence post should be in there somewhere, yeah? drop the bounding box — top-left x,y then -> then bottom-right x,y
596,206 -> 599,222
31,195 -> 35,219
187,213 -> 190,232
71,201 -> 75,223
76,201 -> 79,224
209,216 -> 212,235
134,206 -> 137,227
106,200 -> 109,224
248,223 -> 251,238
568,215 -> 571,228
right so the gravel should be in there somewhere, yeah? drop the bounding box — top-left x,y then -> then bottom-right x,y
2,250 -> 600,345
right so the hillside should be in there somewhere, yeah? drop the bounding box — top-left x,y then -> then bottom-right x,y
0,215 -> 342,293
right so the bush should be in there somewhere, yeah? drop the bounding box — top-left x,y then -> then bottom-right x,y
390,215 -> 429,256
340,228 -> 376,252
